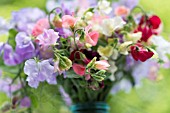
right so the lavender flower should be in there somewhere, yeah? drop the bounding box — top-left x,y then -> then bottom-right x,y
112,0 -> 139,11
3,44 -> 22,66
20,97 -> 31,108
59,86 -> 72,106
24,59 -> 57,88
11,8 -> 46,35
0,77 -> 21,97
15,32 -> 35,60
36,29 -> 59,48
0,17 -> 11,34
111,77 -> 132,94
46,0 -> 75,15
55,28 -> 72,38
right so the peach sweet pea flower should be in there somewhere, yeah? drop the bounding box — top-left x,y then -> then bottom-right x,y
95,60 -> 110,70
32,18 -> 50,37
62,15 -> 77,28
85,25 -> 99,46
114,6 -> 130,16
72,63 -> 86,76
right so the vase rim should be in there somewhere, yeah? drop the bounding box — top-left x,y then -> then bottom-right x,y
70,101 -> 110,112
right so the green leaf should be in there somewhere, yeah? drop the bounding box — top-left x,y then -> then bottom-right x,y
79,30 -> 85,41
84,8 -> 95,15
91,74 -> 105,81
8,29 -> 18,49
30,94 -> 38,108
66,70 -> 82,78
86,57 -> 96,69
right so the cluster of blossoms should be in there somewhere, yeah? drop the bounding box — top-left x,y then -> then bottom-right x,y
0,0 -> 170,111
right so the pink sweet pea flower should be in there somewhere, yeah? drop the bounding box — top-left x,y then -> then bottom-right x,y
62,15 -> 77,28
32,18 -> 50,37
36,29 -> 59,48
114,6 -> 130,16
95,60 -> 110,70
72,63 -> 86,76
85,25 -> 99,46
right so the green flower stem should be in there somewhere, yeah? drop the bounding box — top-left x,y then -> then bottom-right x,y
48,7 -> 63,29
73,28 -> 84,50
130,5 -> 146,16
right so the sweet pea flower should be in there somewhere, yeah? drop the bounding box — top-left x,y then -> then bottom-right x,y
101,16 -> 126,36
24,59 -> 56,88
125,32 -> 142,43
62,15 -> 77,28
119,41 -> 133,55
149,15 -> 161,29
85,25 -> 99,46
72,63 -> 86,76
97,0 -> 112,15
32,18 -> 50,37
36,29 -> 59,47
15,32 -> 35,60
130,43 -> 154,62
114,6 -> 130,16
3,44 -> 22,66
11,8 -> 46,35
20,97 -> 31,108
150,36 -> 170,62
95,60 -> 110,70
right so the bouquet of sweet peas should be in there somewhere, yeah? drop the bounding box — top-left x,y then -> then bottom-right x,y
0,0 -> 170,112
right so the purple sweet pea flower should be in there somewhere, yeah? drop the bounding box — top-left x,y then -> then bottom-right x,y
46,0 -> 76,15
0,77 -> 21,97
3,44 -> 22,66
11,8 -> 46,35
24,59 -> 57,88
15,32 -> 35,60
126,55 -> 159,86
36,29 -> 59,48
55,28 -> 72,38
112,0 -> 139,10
0,17 -> 11,34
111,78 -> 132,94
59,86 -> 72,106
20,97 -> 31,108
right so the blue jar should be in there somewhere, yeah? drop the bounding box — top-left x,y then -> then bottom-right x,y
70,102 -> 110,113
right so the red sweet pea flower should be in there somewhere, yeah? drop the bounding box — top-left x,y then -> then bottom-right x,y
149,15 -> 161,29
72,63 -> 86,76
135,15 -> 161,42
130,43 -> 154,62
135,26 -> 153,42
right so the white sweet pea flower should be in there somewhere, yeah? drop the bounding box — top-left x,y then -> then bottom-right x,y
125,32 -> 142,43
84,12 -> 93,20
101,16 -> 126,36
119,41 -> 133,55
108,60 -> 117,81
98,0 -> 112,15
150,36 -> 170,62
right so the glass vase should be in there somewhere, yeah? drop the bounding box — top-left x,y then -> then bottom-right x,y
70,102 -> 110,113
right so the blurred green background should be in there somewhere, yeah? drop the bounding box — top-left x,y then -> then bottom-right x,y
0,0 -> 170,113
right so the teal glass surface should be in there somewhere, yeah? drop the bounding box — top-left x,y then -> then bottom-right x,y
70,102 -> 110,113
